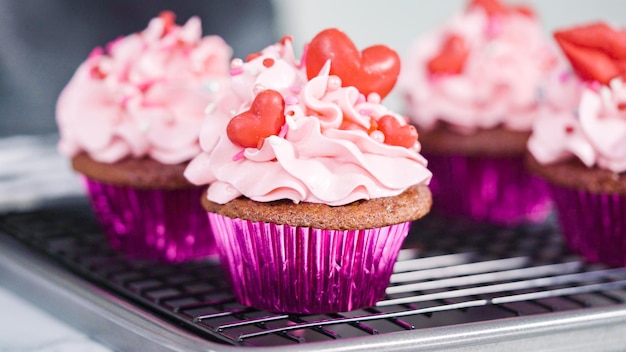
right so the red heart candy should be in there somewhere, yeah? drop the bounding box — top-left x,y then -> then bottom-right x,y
468,0 -> 534,18
427,34 -> 469,75
305,28 -> 400,99
468,0 -> 508,16
158,11 -> 176,36
227,90 -> 286,148
377,115 -> 418,148
554,23 -> 626,85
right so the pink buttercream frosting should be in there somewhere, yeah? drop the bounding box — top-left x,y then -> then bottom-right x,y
399,7 -> 558,133
185,39 -> 432,206
529,78 -> 626,173
57,13 -> 232,164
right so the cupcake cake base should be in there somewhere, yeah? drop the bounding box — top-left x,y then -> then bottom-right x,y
203,184 -> 432,313
420,127 -> 552,226
74,153 -> 216,262
528,155 -> 626,267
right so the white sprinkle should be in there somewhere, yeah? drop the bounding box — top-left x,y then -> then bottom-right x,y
204,102 -> 216,115
268,136 -> 282,146
139,120 -> 150,133
600,86 -> 613,108
204,79 -> 220,93
286,115 -> 297,130
610,77 -> 623,91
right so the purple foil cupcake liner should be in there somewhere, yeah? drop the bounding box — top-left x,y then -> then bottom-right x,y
208,213 -> 410,314
82,176 -> 216,262
549,184 -> 626,267
426,154 -> 552,226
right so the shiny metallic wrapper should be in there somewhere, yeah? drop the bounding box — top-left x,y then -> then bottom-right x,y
208,212 -> 410,314
82,176 -> 216,262
426,154 -> 552,226
550,184 -> 626,267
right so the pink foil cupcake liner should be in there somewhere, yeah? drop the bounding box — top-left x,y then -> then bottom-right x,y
426,154 -> 552,226
549,184 -> 626,267
82,176 -> 216,262
208,213 -> 410,314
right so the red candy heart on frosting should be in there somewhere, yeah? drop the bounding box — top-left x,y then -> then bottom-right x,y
305,28 -> 400,99
227,90 -> 286,148
555,22 -> 626,85
427,34 -> 469,75
468,0 -> 534,18
377,115 -> 418,148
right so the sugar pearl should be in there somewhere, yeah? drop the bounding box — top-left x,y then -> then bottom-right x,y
370,130 -> 385,143
327,75 -> 342,91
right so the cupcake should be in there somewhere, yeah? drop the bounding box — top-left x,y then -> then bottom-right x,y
56,12 -> 232,262
527,22 -> 626,267
398,0 -> 558,225
185,29 -> 433,313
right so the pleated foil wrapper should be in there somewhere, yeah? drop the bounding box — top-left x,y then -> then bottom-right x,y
550,184 -> 626,267
82,176 -> 216,262
426,154 -> 553,226
208,212 -> 411,314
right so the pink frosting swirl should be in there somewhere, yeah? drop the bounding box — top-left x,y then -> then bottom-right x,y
399,7 -> 558,133
529,78 -> 626,173
56,14 -> 232,164
185,40 -> 432,205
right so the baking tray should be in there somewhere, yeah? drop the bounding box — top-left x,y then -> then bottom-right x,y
2,198 -> 626,351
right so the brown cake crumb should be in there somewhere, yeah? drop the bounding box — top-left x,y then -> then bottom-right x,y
72,153 -> 193,189
419,124 -> 530,157
525,153 -> 626,194
202,184 -> 432,230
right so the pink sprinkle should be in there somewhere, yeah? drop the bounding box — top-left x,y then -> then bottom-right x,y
559,70 -> 571,83
486,18 -> 503,38
278,123 -> 289,138
359,109 -> 372,116
88,46 -> 104,59
105,36 -> 124,54
120,95 -> 132,106
356,94 -> 366,104
232,149 -> 245,161
137,79 -> 157,92
285,95 -> 299,105
589,81 -> 602,92
230,67 -> 244,76
289,85 -> 302,93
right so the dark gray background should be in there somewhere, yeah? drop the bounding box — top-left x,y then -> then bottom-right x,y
0,0 -> 275,137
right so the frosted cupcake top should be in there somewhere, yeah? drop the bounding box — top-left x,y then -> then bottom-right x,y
528,22 -> 626,173
398,0 -> 558,134
185,30 -> 432,206
56,12 -> 232,165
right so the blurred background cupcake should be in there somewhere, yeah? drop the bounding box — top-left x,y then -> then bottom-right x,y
398,0 -> 558,226
527,22 -> 626,267
56,12 -> 232,262
185,29 -> 432,313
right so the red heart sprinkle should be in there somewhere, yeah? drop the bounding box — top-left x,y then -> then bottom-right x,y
377,115 -> 418,148
554,23 -> 626,84
246,52 -> 262,62
227,90 -> 286,148
427,34 -> 469,75
158,11 -> 176,36
305,28 -> 400,99
468,0 -> 534,18
468,0 -> 508,16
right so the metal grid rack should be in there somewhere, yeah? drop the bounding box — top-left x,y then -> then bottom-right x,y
2,200 -> 626,351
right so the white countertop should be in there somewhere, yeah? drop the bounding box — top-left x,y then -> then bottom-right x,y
0,135 -> 112,352
0,286 -> 112,352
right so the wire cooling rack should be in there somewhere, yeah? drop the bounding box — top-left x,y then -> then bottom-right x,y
2,200 -> 626,351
